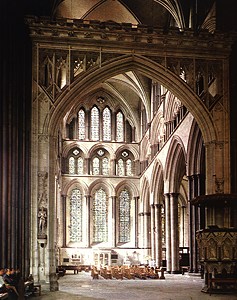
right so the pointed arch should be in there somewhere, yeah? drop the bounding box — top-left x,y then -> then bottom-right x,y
140,176 -> 150,211
62,178 -> 88,196
49,54 -> 217,147
187,119 -> 205,176
164,135 -> 187,193
151,159 -> 164,204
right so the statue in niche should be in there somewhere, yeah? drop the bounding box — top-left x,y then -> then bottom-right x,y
38,207 -> 47,235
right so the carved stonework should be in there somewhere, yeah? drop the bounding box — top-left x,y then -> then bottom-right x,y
215,177 -> 224,193
38,207 -> 47,237
38,171 -> 48,208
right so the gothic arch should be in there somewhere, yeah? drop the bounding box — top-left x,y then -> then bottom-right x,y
115,144 -> 139,161
150,160 -> 164,204
187,120 -> 205,176
164,135 -> 187,193
48,54 -> 217,145
140,176 -> 151,212
115,180 -> 139,198
62,142 -> 88,158
89,179 -> 115,197
62,178 -> 88,196
88,143 -> 116,159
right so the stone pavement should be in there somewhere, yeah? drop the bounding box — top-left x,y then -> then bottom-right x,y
37,271 -> 237,300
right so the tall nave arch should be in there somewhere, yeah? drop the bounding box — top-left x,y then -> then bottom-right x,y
31,53 -> 226,282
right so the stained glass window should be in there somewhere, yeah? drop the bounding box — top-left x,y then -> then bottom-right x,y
103,107 -> 111,141
78,157 -> 83,175
69,157 -> 75,174
93,188 -> 108,242
92,157 -> 100,175
116,112 -> 124,142
126,159 -> 132,176
69,189 -> 83,242
119,189 -> 130,243
91,106 -> 99,141
118,159 -> 124,176
102,157 -> 109,175
78,109 -> 86,140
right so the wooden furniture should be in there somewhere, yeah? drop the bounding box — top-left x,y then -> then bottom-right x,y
58,265 -> 91,274
209,277 -> 237,295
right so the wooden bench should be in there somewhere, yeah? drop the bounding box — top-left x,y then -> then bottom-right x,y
0,293 -> 8,300
209,277 -> 237,295
24,279 -> 41,297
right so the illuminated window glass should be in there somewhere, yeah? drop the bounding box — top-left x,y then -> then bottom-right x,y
116,112 -> 124,142
78,157 -> 83,175
93,188 -> 108,242
78,109 -> 86,140
91,106 -> 99,141
102,157 -> 109,175
103,107 -> 111,141
118,159 -> 124,176
119,189 -> 130,243
69,189 -> 83,242
126,159 -> 132,176
92,157 -> 100,175
69,157 -> 75,174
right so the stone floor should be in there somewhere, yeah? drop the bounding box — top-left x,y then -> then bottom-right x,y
36,271 -> 237,300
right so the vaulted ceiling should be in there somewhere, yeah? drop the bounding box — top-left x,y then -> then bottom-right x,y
25,0 -> 216,31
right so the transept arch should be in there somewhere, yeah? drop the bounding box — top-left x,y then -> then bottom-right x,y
48,54 -> 217,145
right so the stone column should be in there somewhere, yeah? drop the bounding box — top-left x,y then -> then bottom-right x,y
85,195 -> 91,247
134,197 -> 139,248
150,204 -> 155,260
85,109 -> 90,140
138,212 -> 144,249
154,204 -> 162,267
170,193 -> 179,273
111,111 -> 116,141
111,196 -> 117,247
164,193 -> 171,272
143,212 -> 151,250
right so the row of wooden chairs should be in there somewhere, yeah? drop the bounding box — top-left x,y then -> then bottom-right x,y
91,265 -> 165,280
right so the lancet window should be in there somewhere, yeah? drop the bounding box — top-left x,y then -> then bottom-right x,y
91,106 -> 100,141
103,107 -> 111,141
68,148 -> 84,175
69,188 -> 83,242
78,109 -> 86,140
91,149 -> 109,175
117,151 -> 134,176
119,189 -> 131,243
92,188 -> 108,243
116,111 -> 124,142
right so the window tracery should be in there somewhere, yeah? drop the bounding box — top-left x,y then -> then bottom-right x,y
69,188 -> 83,242
68,149 -> 84,175
78,109 -> 86,140
103,107 -> 111,141
93,188 -> 108,243
117,151 -> 134,176
119,189 -> 131,243
91,106 -> 100,141
116,111 -> 124,142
